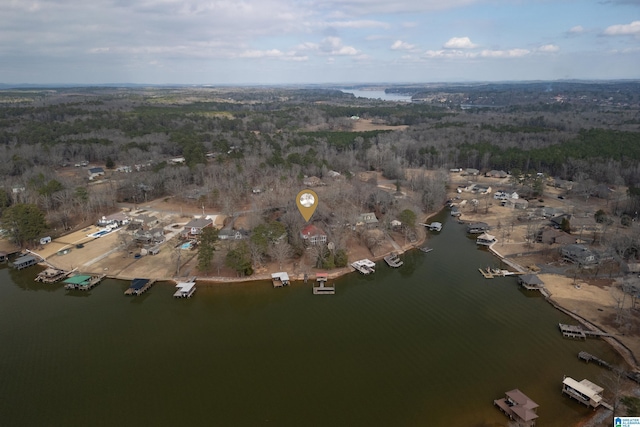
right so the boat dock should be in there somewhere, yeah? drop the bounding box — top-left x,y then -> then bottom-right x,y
313,273 -> 335,295
559,323 -> 612,339
12,254 -> 39,270
351,259 -> 375,274
384,252 -> 403,268
124,278 -> 157,296
578,351 -> 613,369
478,267 -> 524,279
35,267 -> 72,284
174,280 -> 196,298
271,272 -> 290,288
63,274 -> 106,290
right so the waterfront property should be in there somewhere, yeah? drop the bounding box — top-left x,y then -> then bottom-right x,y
562,377 -> 611,410
494,389 -> 539,427
63,274 -> 106,290
351,259 -> 376,274
384,252 -> 403,268
476,233 -> 497,246
174,280 -> 196,298
124,278 -> 156,296
518,274 -> 545,291
271,272 -> 290,288
12,254 -> 39,270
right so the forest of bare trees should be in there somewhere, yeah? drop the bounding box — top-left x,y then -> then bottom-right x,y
0,83 -> 639,247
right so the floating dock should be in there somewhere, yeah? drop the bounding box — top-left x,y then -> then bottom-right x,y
313,273 -> 335,295
559,323 -> 612,339
63,274 -> 106,290
124,278 -> 157,296
384,252 -> 403,268
351,259 -> 376,274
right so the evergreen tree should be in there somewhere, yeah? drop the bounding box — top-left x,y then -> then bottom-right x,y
197,227 -> 219,272
1,204 -> 47,247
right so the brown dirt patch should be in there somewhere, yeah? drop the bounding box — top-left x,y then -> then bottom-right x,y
351,118 -> 408,132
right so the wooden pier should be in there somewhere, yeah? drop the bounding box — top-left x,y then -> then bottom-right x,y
384,252 -> 403,268
313,273 -> 335,295
578,351 -> 613,369
478,267 -> 524,279
124,278 -> 157,296
559,323 -> 612,339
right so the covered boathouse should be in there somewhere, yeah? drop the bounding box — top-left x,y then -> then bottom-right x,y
494,389 -> 539,426
518,274 -> 545,291
12,254 -> 38,270
562,377 -> 611,409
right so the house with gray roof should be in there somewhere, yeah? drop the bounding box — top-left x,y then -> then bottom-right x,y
561,244 -> 598,266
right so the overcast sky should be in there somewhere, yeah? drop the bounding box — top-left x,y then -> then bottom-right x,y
2,0 -> 640,85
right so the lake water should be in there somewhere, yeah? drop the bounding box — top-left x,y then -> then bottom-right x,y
0,213 -> 619,426
341,89 -> 413,102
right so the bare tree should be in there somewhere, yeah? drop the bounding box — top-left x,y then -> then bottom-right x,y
269,242 -> 292,270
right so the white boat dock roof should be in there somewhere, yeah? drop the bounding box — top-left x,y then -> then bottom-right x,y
271,272 -> 290,281
563,377 -> 603,402
176,282 -> 196,292
354,259 -> 375,267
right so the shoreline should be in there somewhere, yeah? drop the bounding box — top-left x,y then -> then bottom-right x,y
487,240 -> 640,373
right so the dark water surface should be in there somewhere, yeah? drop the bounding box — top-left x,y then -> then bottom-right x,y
0,214 -> 619,426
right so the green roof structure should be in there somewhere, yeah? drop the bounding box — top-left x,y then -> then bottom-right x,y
63,275 -> 92,286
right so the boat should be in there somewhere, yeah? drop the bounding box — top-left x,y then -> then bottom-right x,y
419,246 -> 433,253
383,252 -> 403,268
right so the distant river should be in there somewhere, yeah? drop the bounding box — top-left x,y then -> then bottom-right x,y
0,212 -> 618,426
341,89 -> 413,102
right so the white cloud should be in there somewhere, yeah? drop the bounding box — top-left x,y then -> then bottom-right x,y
325,20 -> 390,29
391,40 -> 417,51
537,44 -> 560,53
443,37 -> 477,49
603,20 -> 640,36
569,25 -> 585,34
479,48 -> 530,58
309,0 -> 480,15
423,49 -> 472,59
320,36 -> 359,55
